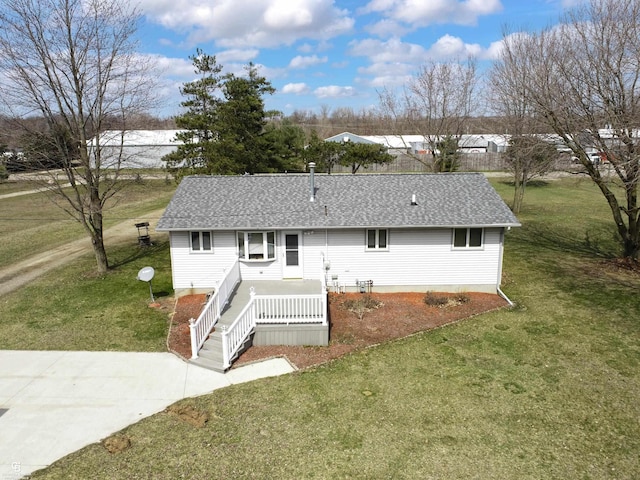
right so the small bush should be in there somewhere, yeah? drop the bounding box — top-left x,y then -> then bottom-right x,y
0,164 -> 8,181
424,291 -> 448,307
341,295 -> 383,320
424,292 -> 470,308
453,293 -> 470,304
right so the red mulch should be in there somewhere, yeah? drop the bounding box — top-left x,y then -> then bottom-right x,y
167,291 -> 508,370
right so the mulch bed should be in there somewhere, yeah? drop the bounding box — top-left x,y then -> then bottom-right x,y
167,291 -> 508,370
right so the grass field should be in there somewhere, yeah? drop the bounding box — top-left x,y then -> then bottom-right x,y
0,177 -> 176,268
15,175 -> 638,479
0,176 -> 176,351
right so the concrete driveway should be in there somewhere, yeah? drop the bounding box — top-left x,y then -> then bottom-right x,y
0,351 -> 294,478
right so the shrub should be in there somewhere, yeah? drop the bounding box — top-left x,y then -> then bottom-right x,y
424,292 -> 470,307
453,293 -> 470,304
424,291 -> 448,307
341,295 -> 383,320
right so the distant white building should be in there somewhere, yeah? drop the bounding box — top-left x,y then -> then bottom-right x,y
88,130 -> 184,169
327,133 -> 511,155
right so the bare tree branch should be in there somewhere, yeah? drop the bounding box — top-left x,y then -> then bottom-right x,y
0,0 -> 159,272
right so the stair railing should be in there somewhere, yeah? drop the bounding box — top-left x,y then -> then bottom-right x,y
189,259 -> 241,359
219,287 -> 257,370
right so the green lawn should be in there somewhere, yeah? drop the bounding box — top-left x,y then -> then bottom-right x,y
0,177 -> 176,268
0,241 -> 173,351
24,175 -> 640,479
0,176 -> 176,351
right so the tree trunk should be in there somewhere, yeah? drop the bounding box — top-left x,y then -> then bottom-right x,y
91,232 -> 109,274
512,169 -> 524,214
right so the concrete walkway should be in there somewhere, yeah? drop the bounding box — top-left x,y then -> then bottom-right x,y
0,351 -> 295,478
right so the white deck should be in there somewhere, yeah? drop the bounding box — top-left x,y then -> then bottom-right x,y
218,280 -> 323,327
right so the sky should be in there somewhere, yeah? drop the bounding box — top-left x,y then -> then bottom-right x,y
134,0 -> 584,118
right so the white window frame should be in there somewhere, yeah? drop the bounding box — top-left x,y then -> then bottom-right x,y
190,231 -> 213,252
365,229 -> 389,251
452,228 -> 484,249
237,231 -> 276,261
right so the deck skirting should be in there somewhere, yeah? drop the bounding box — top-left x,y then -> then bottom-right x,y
253,323 -> 329,346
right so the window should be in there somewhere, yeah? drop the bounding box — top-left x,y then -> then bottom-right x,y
366,229 -> 388,250
237,231 -> 276,261
453,228 -> 483,248
190,231 -> 212,252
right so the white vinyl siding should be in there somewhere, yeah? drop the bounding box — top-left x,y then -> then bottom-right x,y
168,227 -> 505,292
322,228 -> 502,290
169,232 -> 237,289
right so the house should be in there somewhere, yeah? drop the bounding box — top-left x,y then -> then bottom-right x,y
156,169 -> 519,371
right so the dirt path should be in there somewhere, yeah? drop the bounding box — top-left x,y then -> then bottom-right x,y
0,208 -> 167,297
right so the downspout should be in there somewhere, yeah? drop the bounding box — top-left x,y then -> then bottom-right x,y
497,286 -> 514,307
497,227 -> 515,307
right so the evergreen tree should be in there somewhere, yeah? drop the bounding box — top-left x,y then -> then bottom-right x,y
163,49 -> 223,178
165,57 -> 277,177
303,131 -> 342,174
214,64 -> 275,174
262,119 -> 306,172
339,142 -> 393,174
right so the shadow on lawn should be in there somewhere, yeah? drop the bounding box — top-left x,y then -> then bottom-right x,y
109,240 -> 169,269
512,220 -> 617,260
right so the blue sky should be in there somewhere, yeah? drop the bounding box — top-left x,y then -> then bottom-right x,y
135,0 -> 582,118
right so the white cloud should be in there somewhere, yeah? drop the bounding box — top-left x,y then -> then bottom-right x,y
152,55 -> 196,79
298,43 -> 314,53
314,85 -> 357,98
356,63 -> 414,88
288,55 -> 328,69
360,0 -> 503,28
485,31 -> 532,60
140,0 -> 354,48
282,83 -> 311,95
365,19 -> 409,38
350,35 -> 490,64
216,49 -> 259,63
349,34 -> 492,90
429,34 -> 483,58
349,37 -> 428,64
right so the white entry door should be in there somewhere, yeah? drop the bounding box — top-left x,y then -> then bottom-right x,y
282,231 -> 303,278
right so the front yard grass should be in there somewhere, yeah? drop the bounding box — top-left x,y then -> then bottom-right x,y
23,175 -> 640,479
0,240 -> 173,352
0,178 -> 175,269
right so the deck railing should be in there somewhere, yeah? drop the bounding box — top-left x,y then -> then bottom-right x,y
189,259 -> 241,359
254,294 -> 327,324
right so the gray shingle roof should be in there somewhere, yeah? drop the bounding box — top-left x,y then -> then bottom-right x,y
156,173 -> 520,231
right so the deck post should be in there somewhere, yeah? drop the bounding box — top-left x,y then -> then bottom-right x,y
188,318 -> 198,359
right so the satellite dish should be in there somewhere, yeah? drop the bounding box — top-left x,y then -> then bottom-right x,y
137,266 -> 155,282
137,266 -> 155,302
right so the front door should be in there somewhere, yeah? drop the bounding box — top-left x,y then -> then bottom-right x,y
282,231 -> 303,278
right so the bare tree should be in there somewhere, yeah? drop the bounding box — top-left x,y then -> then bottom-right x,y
497,0 -> 640,259
378,58 -> 478,171
0,0 -> 158,273
489,31 -> 556,213
504,136 -> 558,213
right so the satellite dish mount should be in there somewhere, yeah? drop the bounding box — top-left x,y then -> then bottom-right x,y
137,266 -> 155,302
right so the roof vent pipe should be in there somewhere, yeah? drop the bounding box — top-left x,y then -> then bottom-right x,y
309,162 -> 316,202
411,193 -> 417,205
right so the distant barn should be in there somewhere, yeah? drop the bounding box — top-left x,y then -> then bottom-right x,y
88,130 -> 184,169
